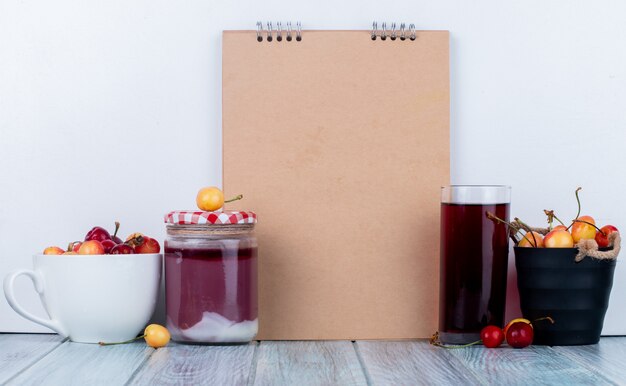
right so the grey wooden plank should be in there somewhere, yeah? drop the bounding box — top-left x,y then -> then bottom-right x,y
254,341 -> 367,386
356,340 -> 484,385
0,334 -> 65,384
448,344 -> 615,385
127,341 -> 257,385
6,340 -> 153,386
552,337 -> 626,384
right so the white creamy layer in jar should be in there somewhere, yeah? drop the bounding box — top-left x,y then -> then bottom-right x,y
168,312 -> 258,343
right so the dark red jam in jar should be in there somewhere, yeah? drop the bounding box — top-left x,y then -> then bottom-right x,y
164,211 -> 257,343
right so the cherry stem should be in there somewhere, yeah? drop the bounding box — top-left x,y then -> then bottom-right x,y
431,340 -> 482,349
514,217 -> 538,247
113,221 -> 120,239
127,235 -> 144,247
544,210 -> 554,230
67,241 -> 81,252
532,316 -> 555,325
224,194 -> 243,204
544,210 -> 565,229
572,219 -> 605,235
430,332 -> 482,348
99,334 -> 145,346
486,211 -> 522,244
552,213 -> 566,227
567,187 -> 583,231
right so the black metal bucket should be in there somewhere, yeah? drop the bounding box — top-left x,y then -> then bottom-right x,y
514,247 -> 617,346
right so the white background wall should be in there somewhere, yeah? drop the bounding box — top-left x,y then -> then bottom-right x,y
1,0 -> 625,334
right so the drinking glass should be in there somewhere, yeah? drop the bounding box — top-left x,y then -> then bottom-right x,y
439,185 -> 511,344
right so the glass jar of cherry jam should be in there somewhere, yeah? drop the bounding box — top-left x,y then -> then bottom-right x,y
164,211 -> 257,344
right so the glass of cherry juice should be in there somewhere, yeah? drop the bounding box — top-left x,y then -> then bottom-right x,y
439,185 -> 511,344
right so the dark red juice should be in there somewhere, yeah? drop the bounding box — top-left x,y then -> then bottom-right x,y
165,244 -> 258,343
439,203 -> 510,343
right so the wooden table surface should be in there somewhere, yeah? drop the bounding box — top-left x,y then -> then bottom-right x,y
0,334 -> 625,385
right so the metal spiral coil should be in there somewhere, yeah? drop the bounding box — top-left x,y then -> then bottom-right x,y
256,21 -> 302,42
255,21 -> 415,42
372,21 -> 417,41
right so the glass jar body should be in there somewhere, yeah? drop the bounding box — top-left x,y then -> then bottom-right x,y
164,224 -> 258,344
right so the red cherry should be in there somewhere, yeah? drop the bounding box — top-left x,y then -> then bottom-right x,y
480,325 -> 505,348
134,236 -> 161,254
110,244 -> 135,254
85,226 -> 112,242
101,239 -> 117,254
595,225 -> 619,248
506,322 -> 533,348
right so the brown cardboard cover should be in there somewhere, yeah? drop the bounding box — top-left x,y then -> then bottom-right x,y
223,30 -> 449,339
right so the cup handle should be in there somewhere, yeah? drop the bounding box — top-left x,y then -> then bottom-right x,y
3,269 -> 67,336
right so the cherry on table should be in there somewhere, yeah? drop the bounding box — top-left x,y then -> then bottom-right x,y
143,324 -> 170,348
506,322 -> 533,348
480,325 -> 504,348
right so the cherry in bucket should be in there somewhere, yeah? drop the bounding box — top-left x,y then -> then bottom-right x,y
489,187 -> 619,249
571,215 -> 597,244
518,231 -> 544,248
596,225 -> 619,248
543,229 -> 574,248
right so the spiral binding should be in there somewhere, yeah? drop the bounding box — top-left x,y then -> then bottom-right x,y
371,21 -> 416,41
257,21 -> 302,42
255,21 -> 416,42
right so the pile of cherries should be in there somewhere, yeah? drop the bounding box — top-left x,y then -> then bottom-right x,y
499,187 -> 619,249
480,318 -> 538,349
43,222 -> 160,255
433,317 -> 548,349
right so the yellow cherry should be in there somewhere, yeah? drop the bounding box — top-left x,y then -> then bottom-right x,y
518,232 -> 544,248
196,187 -> 243,212
43,246 -> 65,255
196,186 -> 225,211
144,324 -> 170,348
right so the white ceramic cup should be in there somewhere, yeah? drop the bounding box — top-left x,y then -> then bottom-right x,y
4,253 -> 162,344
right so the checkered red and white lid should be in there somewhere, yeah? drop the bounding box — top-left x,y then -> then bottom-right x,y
164,210 -> 257,225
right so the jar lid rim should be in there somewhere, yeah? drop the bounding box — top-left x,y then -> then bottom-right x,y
164,210 -> 257,225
